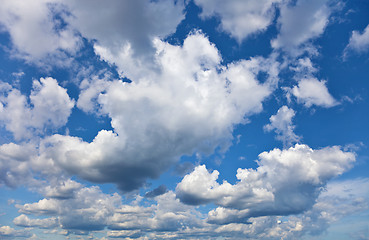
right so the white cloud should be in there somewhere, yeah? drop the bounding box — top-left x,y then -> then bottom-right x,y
0,142 -> 37,188
289,57 -> 318,77
264,106 -> 301,147
39,33 -> 275,192
176,144 -> 355,224
17,185 -> 122,232
271,0 -> 332,55
64,0 -> 185,80
194,0 -> 282,42
345,24 -> 369,55
42,179 -> 82,199
0,0 -> 81,66
285,78 -> 338,108
13,214 -> 58,229
12,178 -> 367,239
0,226 -> 32,238
0,77 -> 74,140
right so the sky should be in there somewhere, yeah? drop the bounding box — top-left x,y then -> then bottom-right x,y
0,0 -> 368,239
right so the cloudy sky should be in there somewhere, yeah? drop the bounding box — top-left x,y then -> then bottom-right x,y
0,0 -> 368,239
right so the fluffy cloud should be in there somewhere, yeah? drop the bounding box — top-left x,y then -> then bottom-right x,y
0,142 -> 37,187
285,78 -> 338,108
264,106 -> 300,147
271,0 -> 332,55
0,77 -> 74,140
13,214 -> 58,229
63,0 -> 185,80
14,185 -> 202,236
17,185 -> 122,232
344,24 -> 369,55
0,0 -> 81,66
193,0 -> 282,42
39,33 -> 275,192
0,226 -> 32,238
11,178 -> 367,239
176,144 -> 355,224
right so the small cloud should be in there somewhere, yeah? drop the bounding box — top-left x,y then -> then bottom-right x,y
264,106 -> 301,147
11,71 -> 25,78
284,78 -> 338,108
344,24 -> 369,58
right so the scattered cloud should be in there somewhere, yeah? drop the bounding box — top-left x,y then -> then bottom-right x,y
284,78 -> 338,108
264,106 -> 301,147
272,0 -> 332,55
344,24 -> 369,56
0,0 -> 367,239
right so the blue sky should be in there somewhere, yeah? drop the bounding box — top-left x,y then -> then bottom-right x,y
0,0 -> 368,239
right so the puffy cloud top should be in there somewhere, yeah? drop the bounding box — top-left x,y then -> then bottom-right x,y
177,144 -> 355,223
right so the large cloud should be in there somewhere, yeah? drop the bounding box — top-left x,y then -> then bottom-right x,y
193,0 -> 282,42
39,33 -> 276,191
176,144 -> 355,224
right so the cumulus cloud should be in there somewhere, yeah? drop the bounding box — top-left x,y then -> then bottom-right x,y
13,214 -> 58,229
344,24 -> 369,56
15,186 -> 202,236
264,106 -> 301,147
0,142 -> 37,188
0,0 -> 81,66
39,33 -> 276,192
0,226 -> 32,238
17,185 -> 122,232
208,178 -> 369,239
0,77 -> 74,140
11,178 -> 367,239
176,144 -> 355,224
284,78 -> 338,108
271,0 -> 332,55
193,0 -> 281,42
63,0 -> 185,80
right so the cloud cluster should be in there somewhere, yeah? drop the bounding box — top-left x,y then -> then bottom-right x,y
0,226 -> 32,238
0,0 -> 365,239
10,177 -> 367,239
39,32 -> 276,191
177,144 -> 355,224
